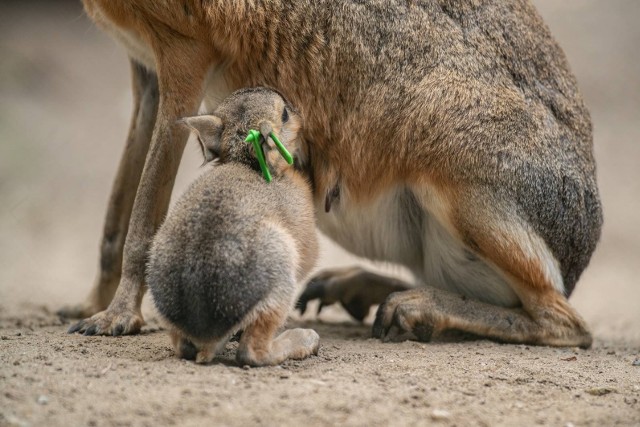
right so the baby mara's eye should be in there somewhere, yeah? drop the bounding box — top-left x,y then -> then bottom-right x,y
282,107 -> 289,123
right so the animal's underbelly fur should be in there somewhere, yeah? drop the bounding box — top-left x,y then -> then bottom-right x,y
316,186 -> 520,308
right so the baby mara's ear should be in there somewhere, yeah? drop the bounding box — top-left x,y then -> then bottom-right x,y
178,115 -> 223,163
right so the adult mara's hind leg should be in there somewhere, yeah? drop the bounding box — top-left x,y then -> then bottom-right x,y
374,188 -> 593,348
59,60 -> 158,319
296,267 -> 412,321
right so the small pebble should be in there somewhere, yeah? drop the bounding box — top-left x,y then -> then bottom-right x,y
431,409 -> 451,420
242,365 -> 251,370
632,359 -> 640,366
36,395 -> 49,405
565,423 -> 575,427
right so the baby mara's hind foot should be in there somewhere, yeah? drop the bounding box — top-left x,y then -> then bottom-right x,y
237,328 -> 320,367
236,306 -> 320,367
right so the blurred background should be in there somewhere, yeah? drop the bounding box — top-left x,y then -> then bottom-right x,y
0,1 -> 638,343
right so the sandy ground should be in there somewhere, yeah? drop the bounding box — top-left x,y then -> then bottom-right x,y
0,1 -> 639,426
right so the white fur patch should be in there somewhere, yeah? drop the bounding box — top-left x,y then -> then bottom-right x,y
503,222 -> 565,295
316,186 -> 424,270
317,185 -> 521,307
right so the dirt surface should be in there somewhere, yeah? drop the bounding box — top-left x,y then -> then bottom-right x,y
1,308 -> 639,427
1,1 -> 639,426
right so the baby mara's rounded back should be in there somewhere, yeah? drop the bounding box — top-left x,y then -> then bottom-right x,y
147,88 -> 319,366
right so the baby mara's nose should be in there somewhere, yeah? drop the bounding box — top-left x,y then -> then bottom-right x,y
259,121 -> 274,146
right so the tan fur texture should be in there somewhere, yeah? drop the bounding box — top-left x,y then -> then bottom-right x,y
67,1 -> 601,348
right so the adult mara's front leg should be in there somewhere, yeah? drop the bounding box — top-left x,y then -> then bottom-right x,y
69,41 -> 212,336
296,267 -> 412,322
59,60 -> 158,320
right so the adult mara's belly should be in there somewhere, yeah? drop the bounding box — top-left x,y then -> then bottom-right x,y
316,184 -> 520,308
315,185 -> 424,272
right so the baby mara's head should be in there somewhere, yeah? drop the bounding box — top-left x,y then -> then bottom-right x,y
180,87 -> 303,177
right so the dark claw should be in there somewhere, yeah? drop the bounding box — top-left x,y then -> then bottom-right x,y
371,303 -> 387,339
112,324 -> 125,337
342,297 -> 369,322
295,279 -> 327,315
294,298 -> 307,315
83,325 -> 98,336
68,320 -> 85,334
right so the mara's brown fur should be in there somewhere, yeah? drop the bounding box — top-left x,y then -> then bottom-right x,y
65,0 -> 601,348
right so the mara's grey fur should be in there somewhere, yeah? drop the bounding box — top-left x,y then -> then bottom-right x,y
147,88 -> 319,365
